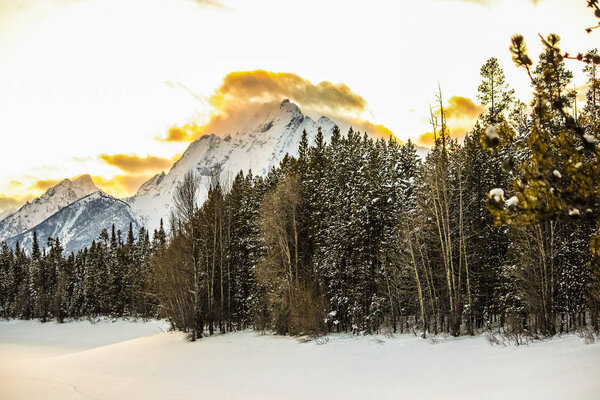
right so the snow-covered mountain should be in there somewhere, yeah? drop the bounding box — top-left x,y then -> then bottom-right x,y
129,99 -> 337,230
3,99 -> 427,252
2,100 -> 337,252
0,175 -> 99,242
9,191 -> 142,254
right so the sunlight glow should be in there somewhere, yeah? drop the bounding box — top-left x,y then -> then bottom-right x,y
0,0 -> 596,207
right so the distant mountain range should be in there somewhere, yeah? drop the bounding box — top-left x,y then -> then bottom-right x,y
0,175 -> 99,243
0,100 -> 428,254
8,192 -> 141,255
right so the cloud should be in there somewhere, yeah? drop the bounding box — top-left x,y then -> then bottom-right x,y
418,132 -> 437,147
210,70 -> 366,115
160,122 -> 202,143
99,154 -> 173,174
159,70 -> 393,141
32,179 -> 61,191
0,180 -> 42,212
20,173 -> 156,201
341,119 -> 396,141
444,96 -> 484,119
417,127 -> 471,147
92,175 -> 154,198
96,154 -> 181,196
0,192 -> 36,212
417,96 -> 483,146
5,154 -> 179,205
0,195 -> 25,211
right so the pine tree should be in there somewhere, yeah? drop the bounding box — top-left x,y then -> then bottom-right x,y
489,32 -> 600,334
478,57 -> 515,124
0,242 -> 12,317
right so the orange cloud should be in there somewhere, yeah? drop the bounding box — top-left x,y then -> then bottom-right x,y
417,127 -> 472,147
96,153 -> 181,197
3,171 -> 174,207
159,70 -> 392,142
92,175 -> 154,198
27,173 -> 159,200
417,128 -> 470,147
344,119 -> 398,141
160,122 -> 202,142
0,195 -> 32,211
210,70 -> 366,115
418,132 -> 437,147
100,154 -> 173,174
418,96 -> 483,146
32,179 -> 61,191
444,96 -> 484,119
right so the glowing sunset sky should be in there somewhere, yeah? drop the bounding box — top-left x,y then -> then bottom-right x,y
0,0 -> 596,210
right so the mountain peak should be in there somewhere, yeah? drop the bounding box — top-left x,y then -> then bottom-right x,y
0,174 -> 100,242
279,98 -> 301,115
10,190 -> 140,254
44,175 -> 99,199
129,99 -> 337,232
73,174 -> 95,187
280,98 -> 296,109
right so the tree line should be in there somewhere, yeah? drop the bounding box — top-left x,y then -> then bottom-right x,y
0,223 -> 162,322
0,37 -> 599,341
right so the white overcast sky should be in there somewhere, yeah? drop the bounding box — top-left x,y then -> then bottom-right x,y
0,0 -> 596,205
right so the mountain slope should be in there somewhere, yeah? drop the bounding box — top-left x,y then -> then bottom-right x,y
0,175 -> 99,242
10,191 -> 142,254
129,99 -> 337,230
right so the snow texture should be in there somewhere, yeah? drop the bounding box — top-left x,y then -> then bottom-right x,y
506,196 -> 519,208
583,134 -> 597,144
489,188 -> 504,202
485,125 -> 499,141
1,320 -> 599,400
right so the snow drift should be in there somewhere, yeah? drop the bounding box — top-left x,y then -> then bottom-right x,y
1,320 -> 599,400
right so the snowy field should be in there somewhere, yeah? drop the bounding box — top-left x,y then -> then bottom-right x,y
1,320 -> 599,400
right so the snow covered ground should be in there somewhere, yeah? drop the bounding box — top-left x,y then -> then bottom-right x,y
1,320 -> 599,400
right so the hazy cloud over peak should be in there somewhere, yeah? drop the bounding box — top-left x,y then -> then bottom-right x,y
160,70 -> 393,142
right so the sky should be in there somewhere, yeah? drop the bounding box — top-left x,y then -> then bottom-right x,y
0,0 -> 597,211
